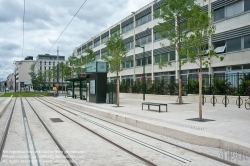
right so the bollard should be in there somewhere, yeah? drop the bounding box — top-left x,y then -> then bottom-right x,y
225,94 -> 227,107
213,94 -> 215,107
238,95 -> 240,108
202,94 -> 204,106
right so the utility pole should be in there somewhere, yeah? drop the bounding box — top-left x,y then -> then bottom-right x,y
57,46 -> 59,96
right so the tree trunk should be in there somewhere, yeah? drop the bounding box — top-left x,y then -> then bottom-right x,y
116,78 -> 120,107
178,45 -> 182,104
199,71 -> 203,121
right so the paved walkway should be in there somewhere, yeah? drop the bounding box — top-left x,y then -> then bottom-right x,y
54,95 -> 250,144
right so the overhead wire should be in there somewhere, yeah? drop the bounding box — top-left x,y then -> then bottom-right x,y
22,0 -> 25,58
47,0 -> 88,53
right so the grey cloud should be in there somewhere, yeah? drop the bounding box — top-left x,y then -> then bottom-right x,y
0,0 -> 52,23
0,42 -> 21,50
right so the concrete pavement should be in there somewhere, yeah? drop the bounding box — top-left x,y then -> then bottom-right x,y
49,93 -> 250,160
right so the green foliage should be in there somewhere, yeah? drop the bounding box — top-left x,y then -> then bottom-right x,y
101,33 -> 128,76
188,80 -> 199,94
167,81 -> 178,95
28,63 -> 36,87
239,74 -> 250,95
213,78 -> 231,95
154,0 -> 197,68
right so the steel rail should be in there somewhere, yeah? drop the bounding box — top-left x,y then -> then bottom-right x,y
24,98 -> 78,166
34,97 -> 157,166
0,98 -> 17,160
40,97 -> 242,166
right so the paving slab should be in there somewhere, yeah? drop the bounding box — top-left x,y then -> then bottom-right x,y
0,97 -> 12,117
48,95 -> 250,159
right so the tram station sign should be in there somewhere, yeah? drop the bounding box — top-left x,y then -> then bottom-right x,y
86,62 -> 107,73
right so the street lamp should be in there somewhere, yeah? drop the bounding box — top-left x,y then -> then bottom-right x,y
135,44 -> 146,101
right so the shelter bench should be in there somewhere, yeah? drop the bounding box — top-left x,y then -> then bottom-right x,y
142,102 -> 168,113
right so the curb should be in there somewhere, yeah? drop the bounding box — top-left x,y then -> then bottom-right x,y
53,97 -> 250,157
0,96 -> 13,117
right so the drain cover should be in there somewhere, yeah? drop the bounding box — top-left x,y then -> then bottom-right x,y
50,118 -> 64,122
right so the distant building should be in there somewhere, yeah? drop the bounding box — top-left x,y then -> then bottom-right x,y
13,60 -> 35,91
35,54 -> 66,85
6,73 -> 14,90
24,56 -> 33,60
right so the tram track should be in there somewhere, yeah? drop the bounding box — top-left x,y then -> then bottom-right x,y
35,97 -> 196,165
38,97 -> 242,166
0,98 -> 17,160
30,97 -> 158,166
23,97 -> 78,166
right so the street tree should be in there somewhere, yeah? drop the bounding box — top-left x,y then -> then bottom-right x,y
81,48 -> 96,67
47,69 -> 52,90
28,63 -> 37,89
181,3 -> 224,121
154,0 -> 197,103
101,32 -> 128,106
59,62 -> 66,83
52,66 -> 57,84
68,54 -> 78,77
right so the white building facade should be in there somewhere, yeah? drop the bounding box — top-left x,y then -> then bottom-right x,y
35,54 -> 66,84
73,0 -> 250,85
14,60 -> 35,91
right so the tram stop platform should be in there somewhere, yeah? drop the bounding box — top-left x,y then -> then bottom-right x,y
48,93 -> 250,162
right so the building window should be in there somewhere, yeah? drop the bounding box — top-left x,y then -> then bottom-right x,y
49,61 -> 51,65
214,0 -> 249,22
214,7 -> 225,21
40,61 -> 42,65
78,50 -> 81,55
44,61 -> 46,65
122,22 -> 133,33
136,59 -> 142,66
154,53 -> 168,63
154,52 -> 174,63
244,35 -> 250,49
40,66 -> 42,70
102,36 -> 109,43
49,67 -> 51,70
125,41 -> 134,50
227,37 -> 241,52
102,51 -> 107,56
44,67 -> 46,70
95,54 -> 100,61
136,35 -> 152,46
169,51 -> 175,61
111,31 -> 119,37
136,13 -> 151,27
53,62 -> 55,66
226,0 -> 244,18
154,32 -> 162,41
94,40 -> 100,47
146,56 -> 152,65
245,0 -> 250,11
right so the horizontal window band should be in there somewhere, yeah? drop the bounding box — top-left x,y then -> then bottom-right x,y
135,6 -> 152,20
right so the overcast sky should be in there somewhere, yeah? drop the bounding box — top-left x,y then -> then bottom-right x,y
0,0 -> 152,80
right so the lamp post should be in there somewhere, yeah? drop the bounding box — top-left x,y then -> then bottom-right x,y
135,44 -> 145,101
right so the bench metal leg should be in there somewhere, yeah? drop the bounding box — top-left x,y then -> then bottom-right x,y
166,105 -> 167,112
142,104 -> 143,110
148,105 -> 149,110
159,105 -> 160,113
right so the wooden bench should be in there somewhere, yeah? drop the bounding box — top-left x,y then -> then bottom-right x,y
142,102 -> 168,113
